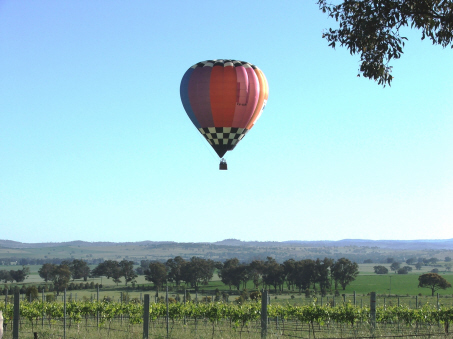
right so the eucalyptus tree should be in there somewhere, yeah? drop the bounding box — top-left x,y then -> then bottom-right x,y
317,0 -> 453,86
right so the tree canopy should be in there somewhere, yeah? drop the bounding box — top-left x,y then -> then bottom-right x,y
144,261 -> 167,291
331,258 -> 359,290
317,0 -> 453,86
373,265 -> 389,274
418,272 -> 452,296
50,264 -> 72,295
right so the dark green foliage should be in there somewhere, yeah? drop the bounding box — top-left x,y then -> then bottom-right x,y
180,257 -> 216,291
331,258 -> 359,290
418,273 -> 452,296
165,256 -> 185,286
50,264 -> 72,295
218,258 -> 248,290
317,0 -> 453,86
406,258 -> 416,265
91,260 -> 120,280
25,285 -> 39,301
398,267 -> 408,274
119,260 -> 137,286
61,259 -> 90,281
8,266 -> 30,283
390,262 -> 401,273
38,263 -> 56,282
374,265 -> 389,274
144,261 -> 167,291
262,257 -> 285,293
0,270 -> 13,283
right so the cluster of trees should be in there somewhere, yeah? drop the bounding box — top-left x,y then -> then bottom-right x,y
222,257 -> 358,294
373,256 -> 452,275
0,266 -> 30,283
142,256 -> 219,293
37,259 -> 136,295
3,256 -> 360,296
0,281 -> 101,298
373,264 -> 413,275
142,256 -> 359,295
91,260 -> 137,285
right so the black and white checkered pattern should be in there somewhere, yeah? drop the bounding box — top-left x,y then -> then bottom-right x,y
191,60 -> 257,70
199,127 -> 248,147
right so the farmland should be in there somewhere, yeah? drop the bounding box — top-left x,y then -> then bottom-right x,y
1,240 -> 453,338
1,241 -> 453,304
2,298 -> 453,339
1,239 -> 453,264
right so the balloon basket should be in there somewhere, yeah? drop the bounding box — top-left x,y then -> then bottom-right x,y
219,158 -> 227,170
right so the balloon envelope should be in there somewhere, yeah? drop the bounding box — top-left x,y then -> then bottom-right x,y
180,59 -> 268,158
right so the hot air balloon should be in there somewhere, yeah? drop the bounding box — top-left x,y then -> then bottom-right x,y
180,59 -> 269,170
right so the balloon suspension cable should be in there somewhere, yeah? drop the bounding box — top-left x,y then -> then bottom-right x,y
219,158 -> 228,170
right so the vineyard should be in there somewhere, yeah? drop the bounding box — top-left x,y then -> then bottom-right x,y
1,296 -> 453,338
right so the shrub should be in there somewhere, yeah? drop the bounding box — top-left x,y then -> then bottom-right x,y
250,291 -> 261,301
25,286 -> 39,301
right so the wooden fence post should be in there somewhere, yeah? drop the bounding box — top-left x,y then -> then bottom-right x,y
97,285 -> 99,328
184,289 -> 186,326
370,292 -> 376,338
143,294 -> 149,339
13,291 -> 19,339
261,290 -> 268,339
42,288 -> 45,328
0,310 -> 3,339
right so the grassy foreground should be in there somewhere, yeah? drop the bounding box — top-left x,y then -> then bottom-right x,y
1,318 -> 451,339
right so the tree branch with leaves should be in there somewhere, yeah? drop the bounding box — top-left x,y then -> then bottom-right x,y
317,0 -> 453,86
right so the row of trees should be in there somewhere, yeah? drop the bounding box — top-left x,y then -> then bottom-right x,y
143,256 -> 218,293
143,256 -> 359,295
374,264 -> 414,275
37,259 -> 136,295
7,256 -> 359,295
0,266 -> 30,283
374,259 -> 453,275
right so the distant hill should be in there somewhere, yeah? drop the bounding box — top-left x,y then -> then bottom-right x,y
282,239 -> 453,250
1,238 -> 453,250
0,239 -> 175,249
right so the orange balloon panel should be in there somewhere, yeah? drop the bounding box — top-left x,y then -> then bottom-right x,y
180,60 -> 268,158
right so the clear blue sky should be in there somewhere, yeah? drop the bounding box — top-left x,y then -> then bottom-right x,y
1,1 -> 452,243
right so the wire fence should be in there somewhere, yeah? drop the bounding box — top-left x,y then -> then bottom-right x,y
1,290 -> 453,339
1,315 -> 452,339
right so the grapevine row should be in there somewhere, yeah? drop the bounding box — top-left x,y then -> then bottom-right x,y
1,301 -> 453,328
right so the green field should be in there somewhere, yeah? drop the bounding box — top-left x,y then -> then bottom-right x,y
2,244 -> 453,307
2,264 -> 453,306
